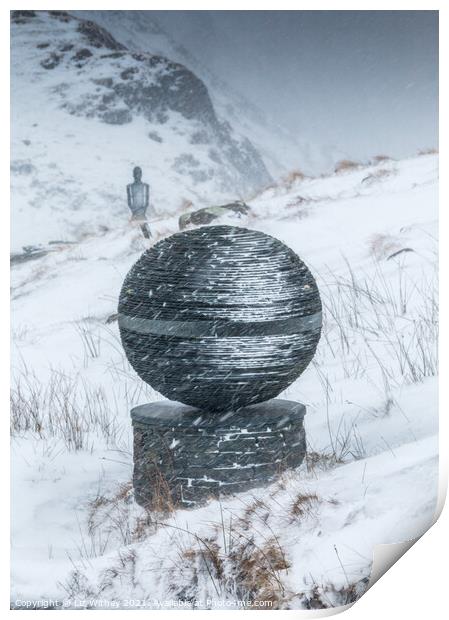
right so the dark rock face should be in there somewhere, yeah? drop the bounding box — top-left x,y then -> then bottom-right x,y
72,48 -> 93,62
48,11 -> 72,23
76,19 -> 126,51
41,52 -> 62,70
118,225 -> 322,411
131,399 -> 306,509
102,108 -> 132,125
108,58 -> 216,127
11,10 -> 36,23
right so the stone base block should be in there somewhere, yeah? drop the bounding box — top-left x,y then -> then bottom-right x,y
131,398 -> 306,509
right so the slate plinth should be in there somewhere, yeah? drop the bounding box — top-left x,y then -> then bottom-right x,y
131,398 -> 306,509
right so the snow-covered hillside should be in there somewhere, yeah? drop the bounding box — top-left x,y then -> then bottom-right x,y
11,152 -> 438,609
10,10 -> 271,251
71,9 -> 340,177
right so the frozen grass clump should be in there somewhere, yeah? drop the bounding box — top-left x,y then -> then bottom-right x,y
319,257 -> 438,389
334,159 -> 361,174
10,370 -> 124,451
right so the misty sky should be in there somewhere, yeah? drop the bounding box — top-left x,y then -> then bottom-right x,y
152,10 -> 438,161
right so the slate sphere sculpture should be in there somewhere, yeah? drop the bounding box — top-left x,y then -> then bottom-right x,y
118,225 -> 322,411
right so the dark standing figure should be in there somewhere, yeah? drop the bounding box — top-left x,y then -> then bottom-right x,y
127,166 -> 151,239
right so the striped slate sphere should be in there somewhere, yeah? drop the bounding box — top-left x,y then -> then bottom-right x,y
118,225 -> 321,411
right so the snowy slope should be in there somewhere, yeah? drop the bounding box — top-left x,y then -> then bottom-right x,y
72,10 -> 340,177
10,152 -> 438,608
10,10 -> 270,251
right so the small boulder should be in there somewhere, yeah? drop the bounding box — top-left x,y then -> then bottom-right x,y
179,201 -> 251,230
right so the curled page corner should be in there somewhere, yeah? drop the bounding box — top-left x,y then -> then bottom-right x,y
367,475 -> 446,592
368,537 -> 420,590
303,540 -> 422,619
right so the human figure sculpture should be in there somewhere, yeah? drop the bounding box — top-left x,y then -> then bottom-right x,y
126,166 -> 151,239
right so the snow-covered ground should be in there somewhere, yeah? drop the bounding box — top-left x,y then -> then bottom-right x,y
11,152 -> 438,609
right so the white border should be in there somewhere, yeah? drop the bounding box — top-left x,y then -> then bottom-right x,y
3,2 -> 445,618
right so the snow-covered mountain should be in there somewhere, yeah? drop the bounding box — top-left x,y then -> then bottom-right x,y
71,10 -> 338,177
11,10 -> 271,250
11,152 -> 438,608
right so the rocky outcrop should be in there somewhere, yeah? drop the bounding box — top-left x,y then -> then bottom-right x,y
178,201 -> 251,229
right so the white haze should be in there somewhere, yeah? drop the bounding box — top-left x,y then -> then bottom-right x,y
150,10 -> 438,162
